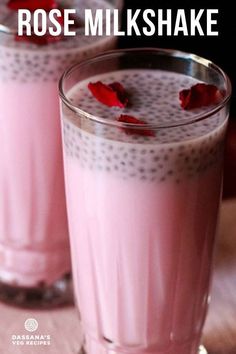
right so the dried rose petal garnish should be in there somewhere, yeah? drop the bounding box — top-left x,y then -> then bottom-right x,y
14,32 -> 63,45
88,81 -> 129,108
179,83 -> 223,110
7,0 -> 57,11
117,115 -> 155,137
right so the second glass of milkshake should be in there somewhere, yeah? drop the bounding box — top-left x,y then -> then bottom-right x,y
59,49 -> 231,353
0,0 -> 117,307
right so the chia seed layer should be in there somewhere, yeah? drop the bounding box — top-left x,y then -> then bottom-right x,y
61,69 -> 227,182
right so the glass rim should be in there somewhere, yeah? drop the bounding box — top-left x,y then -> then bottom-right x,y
59,47 -> 232,130
0,24 -> 116,57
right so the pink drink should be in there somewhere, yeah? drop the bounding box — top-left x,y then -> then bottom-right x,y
60,52 -> 230,354
0,0 -> 116,298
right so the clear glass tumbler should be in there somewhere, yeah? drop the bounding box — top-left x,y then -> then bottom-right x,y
59,49 -> 231,353
0,0 -> 117,307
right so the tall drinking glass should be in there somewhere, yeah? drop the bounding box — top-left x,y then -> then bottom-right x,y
59,49 -> 231,354
0,0 -> 117,307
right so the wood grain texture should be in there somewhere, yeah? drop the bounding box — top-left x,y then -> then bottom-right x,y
0,199 -> 236,354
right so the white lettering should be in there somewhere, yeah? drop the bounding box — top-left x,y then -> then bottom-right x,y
16,8 -> 219,38
85,9 -> 103,36
63,9 -> 76,36
18,10 -> 31,35
143,9 -> 155,36
48,9 -> 62,35
114,9 -> 125,35
207,9 -> 219,35
174,9 -> 188,35
105,8 -> 111,35
33,9 -> 47,36
190,9 -> 204,35
127,9 -> 141,36
158,9 -> 172,36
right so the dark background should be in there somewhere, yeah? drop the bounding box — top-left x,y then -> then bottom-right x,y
119,0 -> 235,117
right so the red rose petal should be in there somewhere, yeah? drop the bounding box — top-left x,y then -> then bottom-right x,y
7,0 -> 57,11
117,115 -> 155,137
15,32 -> 63,45
179,83 -> 223,110
108,82 -> 129,107
88,81 -> 129,108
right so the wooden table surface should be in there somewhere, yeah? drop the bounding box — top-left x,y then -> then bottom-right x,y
0,199 -> 236,354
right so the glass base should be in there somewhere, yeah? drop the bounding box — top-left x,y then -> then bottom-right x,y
0,273 -> 73,308
78,344 -> 207,354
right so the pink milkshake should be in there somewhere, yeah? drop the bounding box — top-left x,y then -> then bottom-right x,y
0,0 -> 116,306
60,49 -> 231,353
